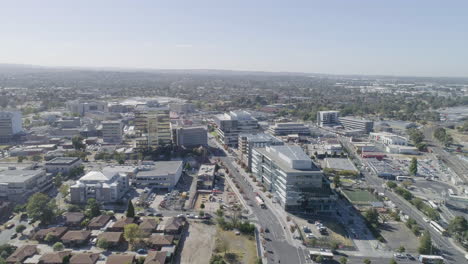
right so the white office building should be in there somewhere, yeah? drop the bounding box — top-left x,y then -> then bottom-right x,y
101,120 -> 123,143
317,111 -> 340,127
174,126 -> 208,147
339,117 -> 374,134
252,145 -> 336,212
268,122 -> 311,136
238,133 -> 283,169
0,167 -> 52,202
369,132 -> 408,146
66,101 -> 108,116
0,111 -> 23,143
134,161 -> 183,190
213,110 -> 259,147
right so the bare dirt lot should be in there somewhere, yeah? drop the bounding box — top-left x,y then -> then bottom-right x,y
379,221 -> 419,253
178,221 -> 217,264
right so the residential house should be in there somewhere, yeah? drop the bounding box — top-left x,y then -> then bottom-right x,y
156,217 -> 185,236
61,230 -> 91,246
64,212 -> 85,227
39,251 -> 72,264
146,235 -> 174,250
6,245 -> 37,264
109,217 -> 135,232
106,255 -> 135,264
33,227 -> 68,242
69,253 -> 100,264
143,251 -> 167,264
87,215 -> 112,230
139,218 -> 158,235
97,232 -> 124,248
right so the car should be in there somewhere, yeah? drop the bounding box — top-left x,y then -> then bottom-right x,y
155,213 -> 163,217
10,233 -> 17,239
306,234 -> 314,239
423,217 -> 430,223
5,223 -> 15,229
91,238 -> 97,245
405,254 -> 415,260
265,228 -> 270,233
393,253 -> 406,259
136,249 -> 147,254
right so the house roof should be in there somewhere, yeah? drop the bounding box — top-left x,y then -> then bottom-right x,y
61,230 -> 91,242
143,251 -> 167,264
6,245 -> 37,263
160,217 -> 183,231
97,232 -> 123,243
106,254 -> 135,264
80,171 -> 113,181
112,217 -> 135,229
139,218 -> 158,231
147,234 -> 174,246
65,212 -> 85,223
70,253 -> 100,264
34,227 -> 68,240
40,251 -> 72,264
88,215 -> 112,228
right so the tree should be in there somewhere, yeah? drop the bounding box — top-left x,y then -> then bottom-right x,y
333,175 -> 341,188
124,224 -> 141,245
409,157 -> 418,176
72,135 -> 85,150
31,155 -> 43,162
59,184 -> 70,197
86,198 -> 101,218
200,203 -> 205,209
364,208 -> 379,226
209,255 -> 226,264
15,225 -> 26,234
418,231 -> 433,254
447,216 -> 468,239
52,242 -> 64,251
402,180 -> 413,189
126,200 -> 135,217
386,181 -> 397,189
397,246 -> 405,253
97,238 -> 109,249
315,255 -> 324,263
45,233 -> 58,243
389,259 -> 397,264
340,257 -> 348,264
17,156 -> 27,163
54,173 -> 63,188
26,193 -> 57,224
363,259 -> 371,264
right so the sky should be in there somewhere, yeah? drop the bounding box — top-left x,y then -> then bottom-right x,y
1,0 -> 468,77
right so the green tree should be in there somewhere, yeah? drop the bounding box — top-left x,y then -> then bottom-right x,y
409,157 -> 418,176
45,233 -> 58,243
340,257 -> 348,264
123,224 -> 141,245
315,255 -> 324,263
86,198 -> 101,218
200,203 -> 205,209
389,259 -> 397,264
397,246 -> 405,253
126,200 -> 135,218
333,175 -> 341,188
386,181 -> 397,189
60,184 -> 70,197
31,155 -> 43,162
52,242 -> 64,251
97,238 -> 109,249
17,156 -> 27,163
447,216 -> 468,239
363,259 -> 371,264
72,135 -> 85,150
364,208 -> 379,226
26,193 -> 57,224
418,230 -> 433,254
15,225 -> 26,234
54,173 -> 63,187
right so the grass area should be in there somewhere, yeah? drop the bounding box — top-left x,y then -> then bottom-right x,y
0,145 -> 9,150
213,227 -> 258,264
210,131 -> 218,137
342,189 -> 379,204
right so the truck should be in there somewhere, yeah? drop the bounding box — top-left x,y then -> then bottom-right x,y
255,196 -> 266,209
428,200 -> 439,210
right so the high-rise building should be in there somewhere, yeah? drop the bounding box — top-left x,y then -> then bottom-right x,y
252,145 -> 336,212
101,120 -> 123,143
135,105 -> 172,150
174,126 -> 208,147
339,116 -> 374,133
268,122 -> 311,136
169,103 -> 195,114
317,111 -> 340,127
0,111 -> 23,143
213,110 -> 259,147
238,133 -> 283,169
66,101 -> 108,116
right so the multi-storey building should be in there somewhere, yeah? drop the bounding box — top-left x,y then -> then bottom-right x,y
0,167 -> 52,202
0,111 -> 23,143
252,145 -> 336,212
268,122 -> 311,136
317,111 -> 340,127
238,133 -> 283,169
213,110 -> 259,147
134,161 -> 183,191
169,103 -> 195,114
101,120 -> 123,143
339,116 -> 374,134
45,157 -> 83,174
135,105 -> 171,150
70,170 -> 129,204
66,101 -> 107,116
173,126 -> 208,147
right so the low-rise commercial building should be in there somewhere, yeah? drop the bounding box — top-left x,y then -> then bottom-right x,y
70,170 -> 130,204
134,161 -> 183,190
45,157 -> 82,174
268,122 -> 311,136
369,132 -> 408,146
0,167 -> 52,202
252,145 -> 336,212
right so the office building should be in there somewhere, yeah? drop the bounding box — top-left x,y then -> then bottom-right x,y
369,132 -> 408,146
268,122 -> 311,136
339,116 -> 374,134
252,145 -> 336,212
169,103 -> 195,114
134,161 -> 183,190
102,120 -> 123,144
238,133 -> 283,169
66,101 -> 107,116
70,170 -> 130,204
317,111 -> 340,127
213,110 -> 259,147
0,111 -> 23,143
0,167 -> 52,202
197,164 -> 216,190
174,126 -> 208,147
45,157 -> 83,174
135,105 -> 172,150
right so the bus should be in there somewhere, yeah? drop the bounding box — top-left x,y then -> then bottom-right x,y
396,176 -> 412,182
309,250 -> 334,261
255,196 -> 266,209
430,221 -> 448,236
447,188 -> 455,196
418,255 -> 444,263
428,200 -> 439,210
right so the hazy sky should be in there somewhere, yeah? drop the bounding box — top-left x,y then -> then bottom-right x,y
1,0 -> 468,77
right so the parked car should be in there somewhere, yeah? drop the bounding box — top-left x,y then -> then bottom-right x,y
136,249 -> 147,254
5,223 -> 15,229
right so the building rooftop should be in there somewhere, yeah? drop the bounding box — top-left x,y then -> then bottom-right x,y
137,161 -> 183,177
239,133 -> 282,143
46,157 -> 81,165
324,158 -> 358,172
256,145 -> 320,173
0,169 -> 44,183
